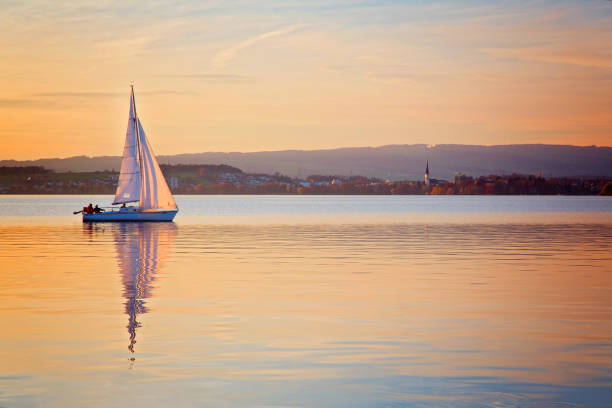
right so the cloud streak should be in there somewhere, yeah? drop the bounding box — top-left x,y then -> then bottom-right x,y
0,98 -> 49,108
35,90 -> 194,98
484,47 -> 612,68
156,74 -> 253,83
212,24 -> 308,68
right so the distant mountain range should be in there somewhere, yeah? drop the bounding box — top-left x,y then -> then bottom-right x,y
1,144 -> 610,180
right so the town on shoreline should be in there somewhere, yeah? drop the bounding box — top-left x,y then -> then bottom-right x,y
1,164 -> 610,196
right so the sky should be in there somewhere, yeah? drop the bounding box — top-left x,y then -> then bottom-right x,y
1,0 -> 612,160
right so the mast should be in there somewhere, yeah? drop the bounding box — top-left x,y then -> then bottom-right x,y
132,85 -> 144,186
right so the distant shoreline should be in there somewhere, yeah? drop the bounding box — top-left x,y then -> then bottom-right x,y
2,164 -> 610,196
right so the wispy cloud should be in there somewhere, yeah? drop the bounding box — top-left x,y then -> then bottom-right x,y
35,92 -> 123,98
156,74 -> 253,83
212,24 -> 308,68
484,46 -> 612,68
0,98 -> 50,108
35,90 -> 193,98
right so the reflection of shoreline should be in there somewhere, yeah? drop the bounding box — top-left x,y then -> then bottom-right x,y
154,212 -> 612,226
113,223 -> 177,353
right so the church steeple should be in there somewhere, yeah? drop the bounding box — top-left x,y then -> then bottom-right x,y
425,161 -> 430,186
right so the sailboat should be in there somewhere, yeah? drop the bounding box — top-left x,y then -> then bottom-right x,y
81,86 -> 178,222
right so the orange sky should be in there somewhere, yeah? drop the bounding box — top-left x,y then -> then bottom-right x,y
1,1 -> 611,160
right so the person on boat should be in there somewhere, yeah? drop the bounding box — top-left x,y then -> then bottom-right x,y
93,205 -> 103,214
120,203 -> 127,212
86,203 -> 94,214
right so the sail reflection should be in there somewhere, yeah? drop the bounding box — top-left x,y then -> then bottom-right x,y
113,223 -> 177,353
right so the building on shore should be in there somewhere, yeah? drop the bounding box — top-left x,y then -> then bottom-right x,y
424,161 -> 430,186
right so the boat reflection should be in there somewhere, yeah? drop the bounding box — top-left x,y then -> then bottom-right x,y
113,223 -> 177,353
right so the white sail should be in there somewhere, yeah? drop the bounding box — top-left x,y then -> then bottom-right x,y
113,88 -> 141,204
137,118 -> 177,210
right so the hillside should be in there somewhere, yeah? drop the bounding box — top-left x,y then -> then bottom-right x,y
1,144 -> 610,180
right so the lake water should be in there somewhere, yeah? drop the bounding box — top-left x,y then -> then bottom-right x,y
0,195 -> 611,407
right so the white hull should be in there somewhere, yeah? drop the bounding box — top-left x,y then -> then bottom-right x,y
83,209 -> 177,222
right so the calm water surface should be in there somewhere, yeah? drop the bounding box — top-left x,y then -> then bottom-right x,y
0,196 -> 611,407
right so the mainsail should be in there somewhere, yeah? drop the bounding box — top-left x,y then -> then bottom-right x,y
113,86 -> 177,210
113,87 -> 141,204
